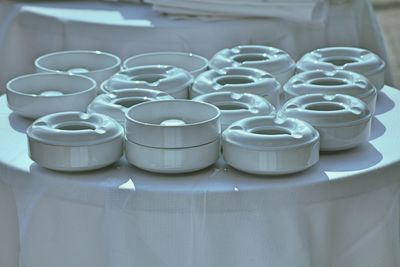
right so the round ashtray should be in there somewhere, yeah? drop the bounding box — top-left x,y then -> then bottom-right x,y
209,45 -> 295,85
35,50 -> 121,85
190,67 -> 281,107
279,94 -> 372,151
193,92 -> 276,131
6,73 -> 97,119
125,99 -> 221,148
284,70 -> 377,113
87,89 -> 173,125
27,112 -> 124,172
296,47 -> 385,90
103,65 -> 193,99
222,116 -> 320,175
123,52 -> 208,77
125,138 -> 220,174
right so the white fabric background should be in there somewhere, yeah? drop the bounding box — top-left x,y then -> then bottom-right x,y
0,0 -> 392,94
1,86 -> 400,267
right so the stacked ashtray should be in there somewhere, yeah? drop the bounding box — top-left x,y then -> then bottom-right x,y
125,100 -> 221,173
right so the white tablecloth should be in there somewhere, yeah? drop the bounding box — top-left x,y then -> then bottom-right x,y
0,0 -> 393,94
1,85 -> 400,267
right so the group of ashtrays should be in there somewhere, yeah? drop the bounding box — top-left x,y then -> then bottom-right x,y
6,45 -> 385,175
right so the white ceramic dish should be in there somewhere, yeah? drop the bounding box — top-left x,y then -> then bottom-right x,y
125,99 -> 221,148
27,112 -> 124,172
209,45 -> 295,85
296,47 -> 385,90
222,116 -> 320,175
103,65 -> 193,99
87,89 -> 173,125
123,52 -> 208,77
193,92 -> 276,131
35,50 -> 121,86
284,70 -> 377,113
6,73 -> 97,119
190,67 -> 281,107
279,94 -> 372,151
125,138 -> 220,173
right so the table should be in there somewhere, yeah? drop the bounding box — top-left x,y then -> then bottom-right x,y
1,85 -> 400,267
0,0 -> 393,94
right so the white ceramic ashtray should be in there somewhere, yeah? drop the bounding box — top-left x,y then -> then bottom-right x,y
190,67 -> 281,107
103,65 -> 193,99
27,112 -> 124,172
279,94 -> 372,151
87,89 -> 173,125
125,99 -> 221,173
297,47 -> 385,90
123,52 -> 208,77
222,116 -> 319,175
193,92 -> 276,131
284,70 -> 377,113
6,73 -> 97,119
209,45 -> 295,85
35,50 -> 121,85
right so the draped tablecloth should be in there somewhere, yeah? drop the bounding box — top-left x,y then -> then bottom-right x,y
0,0 -> 392,94
1,85 -> 400,267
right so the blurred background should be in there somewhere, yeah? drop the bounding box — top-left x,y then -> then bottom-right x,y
374,0 -> 400,87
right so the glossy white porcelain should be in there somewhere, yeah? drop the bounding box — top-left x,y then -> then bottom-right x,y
297,47 -> 385,90
209,45 -> 295,85
125,138 -> 220,173
284,70 -> 377,113
125,99 -> 221,148
27,112 -> 124,171
190,67 -> 281,106
279,94 -> 372,151
35,50 -> 121,85
193,92 -> 276,131
222,116 -> 320,175
6,73 -> 97,119
88,89 -> 173,125
123,52 -> 208,77
103,65 -> 193,99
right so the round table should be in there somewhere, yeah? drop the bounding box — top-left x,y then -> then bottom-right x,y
1,86 -> 400,267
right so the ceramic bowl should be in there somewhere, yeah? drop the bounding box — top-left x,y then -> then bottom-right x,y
193,92 -> 276,131
284,70 -> 377,113
209,45 -> 295,85
296,47 -> 385,90
125,99 -> 221,148
27,112 -> 124,172
103,65 -> 193,99
123,52 -> 208,77
35,50 -> 121,86
125,138 -> 220,174
87,89 -> 173,125
6,73 -> 97,119
279,94 -> 372,151
190,67 -> 281,107
222,116 -> 320,175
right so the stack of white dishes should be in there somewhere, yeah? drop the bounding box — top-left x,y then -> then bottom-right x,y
209,45 -> 295,86
283,70 -> 377,113
193,92 -> 276,131
27,112 -> 124,171
123,52 -> 208,77
6,73 -> 97,119
35,50 -> 121,87
125,100 -> 221,173
222,116 -> 320,175
87,89 -> 174,125
102,65 -> 193,99
279,94 -> 372,151
190,67 -> 281,106
296,47 -> 385,90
